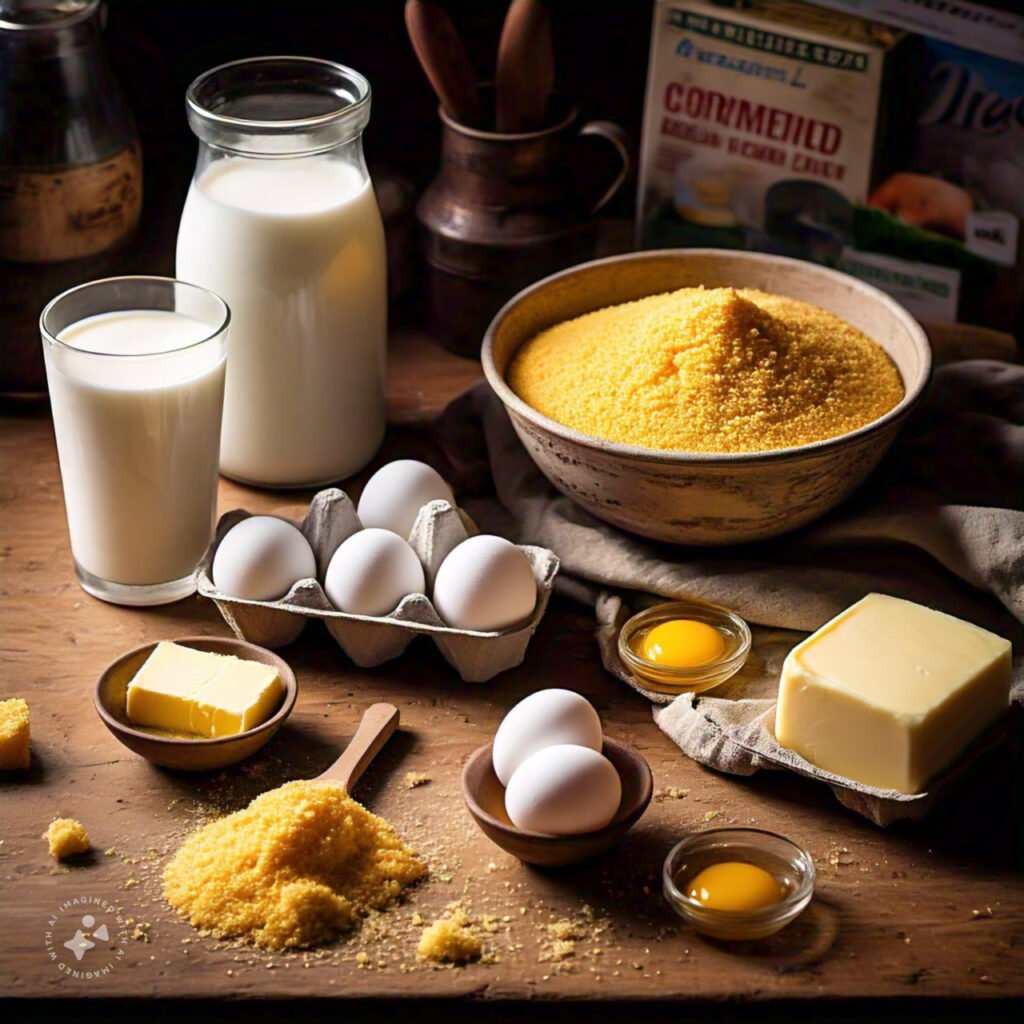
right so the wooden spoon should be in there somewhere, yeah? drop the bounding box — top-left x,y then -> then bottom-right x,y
405,0 -> 479,126
496,0 -> 554,133
316,702 -> 401,791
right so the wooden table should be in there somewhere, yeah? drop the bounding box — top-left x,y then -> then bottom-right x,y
2,329 -> 1022,1021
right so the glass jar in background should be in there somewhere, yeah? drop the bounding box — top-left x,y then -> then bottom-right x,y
176,57 -> 387,488
0,0 -> 142,397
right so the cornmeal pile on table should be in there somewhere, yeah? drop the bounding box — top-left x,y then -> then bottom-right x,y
163,779 -> 425,950
508,286 -> 903,453
418,906 -> 483,964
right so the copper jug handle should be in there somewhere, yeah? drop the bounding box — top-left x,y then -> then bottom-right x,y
578,120 -> 633,216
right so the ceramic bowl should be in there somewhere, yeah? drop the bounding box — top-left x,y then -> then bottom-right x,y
94,636 -> 297,771
461,737 -> 653,867
481,249 -> 931,545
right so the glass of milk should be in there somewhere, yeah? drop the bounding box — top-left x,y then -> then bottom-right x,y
40,277 -> 230,606
177,57 -> 387,487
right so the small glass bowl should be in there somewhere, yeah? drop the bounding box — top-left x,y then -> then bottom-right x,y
617,600 -> 751,696
663,827 -> 815,941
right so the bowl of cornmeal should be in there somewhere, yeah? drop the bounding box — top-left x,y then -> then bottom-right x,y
482,249 -> 930,545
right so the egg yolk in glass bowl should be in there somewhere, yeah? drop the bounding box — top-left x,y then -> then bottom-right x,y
688,862 -> 783,912
641,619 -> 726,668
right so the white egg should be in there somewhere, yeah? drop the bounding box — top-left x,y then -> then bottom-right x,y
357,460 -> 455,539
432,535 -> 536,632
504,744 -> 622,836
492,689 -> 603,786
324,528 -> 425,617
212,516 -> 316,601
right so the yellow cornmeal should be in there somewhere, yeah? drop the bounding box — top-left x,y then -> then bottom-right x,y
45,818 -> 90,860
508,287 -> 904,453
418,908 -> 483,964
163,780 -> 425,950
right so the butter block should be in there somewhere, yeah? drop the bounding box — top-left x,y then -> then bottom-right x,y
190,660 -> 282,738
0,697 -> 31,770
775,593 -> 1012,794
126,642 -> 225,733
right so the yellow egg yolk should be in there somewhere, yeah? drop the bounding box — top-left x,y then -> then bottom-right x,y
688,862 -> 783,912
641,619 -> 726,668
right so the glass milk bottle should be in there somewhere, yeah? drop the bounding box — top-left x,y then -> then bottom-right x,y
177,57 -> 386,487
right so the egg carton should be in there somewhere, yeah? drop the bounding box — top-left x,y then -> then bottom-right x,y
196,488 -> 559,683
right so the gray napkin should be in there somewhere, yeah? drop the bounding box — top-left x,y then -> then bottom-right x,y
438,359 -> 1024,823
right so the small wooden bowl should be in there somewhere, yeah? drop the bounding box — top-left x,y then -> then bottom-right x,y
93,636 -> 297,772
461,738 -> 653,867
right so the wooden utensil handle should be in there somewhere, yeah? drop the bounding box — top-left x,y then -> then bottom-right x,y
405,0 -> 479,125
578,120 -> 633,216
496,0 -> 554,134
318,703 -> 400,792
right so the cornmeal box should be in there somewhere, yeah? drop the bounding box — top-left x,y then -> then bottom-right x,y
638,0 -> 903,254
638,0 -> 1024,336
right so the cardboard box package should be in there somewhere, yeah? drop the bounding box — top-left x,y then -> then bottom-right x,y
638,0 -> 1023,336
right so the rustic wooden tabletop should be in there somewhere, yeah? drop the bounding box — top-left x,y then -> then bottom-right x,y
2,326 -> 1022,1020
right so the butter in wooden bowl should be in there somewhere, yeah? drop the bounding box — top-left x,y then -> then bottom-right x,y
94,637 -> 297,771
775,593 -> 1012,794
126,641 -> 282,738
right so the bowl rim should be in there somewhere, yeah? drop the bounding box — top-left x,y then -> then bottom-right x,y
461,737 -> 653,843
481,248 -> 933,465
662,826 -> 816,923
93,635 -> 297,747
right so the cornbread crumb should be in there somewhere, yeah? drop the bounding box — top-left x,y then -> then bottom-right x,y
404,772 -> 431,789
655,786 -> 689,802
163,780 -> 425,950
45,818 -> 90,860
509,287 -> 903,453
0,698 -> 30,770
418,907 -> 483,964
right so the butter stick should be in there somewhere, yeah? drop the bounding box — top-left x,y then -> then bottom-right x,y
775,593 -> 1011,794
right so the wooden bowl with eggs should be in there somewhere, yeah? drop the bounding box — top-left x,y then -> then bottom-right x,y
461,738 -> 653,867
481,249 -> 931,545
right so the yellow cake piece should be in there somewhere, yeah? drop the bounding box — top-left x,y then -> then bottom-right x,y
0,697 -> 31,770
190,659 -> 282,738
46,818 -> 91,860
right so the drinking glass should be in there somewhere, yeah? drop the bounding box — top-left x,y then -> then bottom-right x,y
40,276 -> 229,606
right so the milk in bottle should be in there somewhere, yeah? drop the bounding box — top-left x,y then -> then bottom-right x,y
177,58 -> 386,487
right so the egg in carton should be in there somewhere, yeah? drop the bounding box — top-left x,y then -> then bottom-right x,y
196,488 -> 559,682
